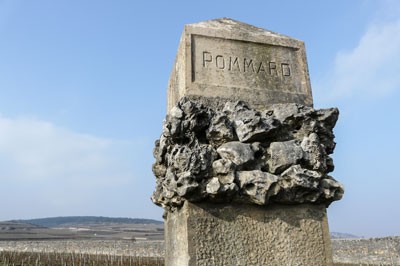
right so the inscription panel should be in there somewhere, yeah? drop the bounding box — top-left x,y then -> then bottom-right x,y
192,35 -> 305,94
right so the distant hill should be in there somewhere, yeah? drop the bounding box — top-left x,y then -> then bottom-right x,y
5,217 -> 359,240
9,216 -> 163,228
0,221 -> 46,230
330,231 -> 360,239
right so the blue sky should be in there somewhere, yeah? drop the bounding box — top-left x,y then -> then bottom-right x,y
0,0 -> 399,237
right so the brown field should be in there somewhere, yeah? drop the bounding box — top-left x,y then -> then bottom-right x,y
0,250 -> 164,266
1,221 -> 399,265
0,220 -> 165,265
0,221 -> 163,241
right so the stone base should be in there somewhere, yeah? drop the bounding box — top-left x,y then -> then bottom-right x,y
165,202 -> 333,266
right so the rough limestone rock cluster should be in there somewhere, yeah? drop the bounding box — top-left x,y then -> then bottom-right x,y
152,98 -> 344,211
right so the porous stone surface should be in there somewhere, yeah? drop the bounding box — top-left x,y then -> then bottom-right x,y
165,202 -> 333,266
152,98 -> 344,211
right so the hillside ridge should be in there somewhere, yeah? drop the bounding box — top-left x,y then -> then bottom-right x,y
7,216 -> 163,228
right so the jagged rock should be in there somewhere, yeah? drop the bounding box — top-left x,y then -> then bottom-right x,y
301,133 -> 327,172
234,112 -> 277,143
326,156 -> 335,172
152,98 -> 343,211
223,101 -> 279,142
212,160 -> 236,185
174,171 -> 199,197
167,143 -> 216,179
152,164 -> 167,178
212,159 -> 235,175
320,177 -> 344,201
314,108 -> 339,154
153,135 -> 168,164
170,106 -> 183,119
206,177 -> 221,195
217,141 -> 254,166
207,177 -> 238,198
279,165 -> 322,189
250,142 -> 262,154
270,103 -> 302,122
219,183 -> 238,195
217,173 -> 235,185
267,140 -> 304,174
222,100 -> 248,115
237,170 -> 279,205
277,165 -> 344,204
207,113 -> 236,145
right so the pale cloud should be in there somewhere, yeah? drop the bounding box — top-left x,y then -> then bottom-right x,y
0,114 -> 136,187
321,19 -> 400,100
0,114 -> 164,220
0,114 -> 155,219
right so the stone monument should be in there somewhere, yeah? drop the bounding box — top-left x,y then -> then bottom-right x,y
152,18 -> 344,266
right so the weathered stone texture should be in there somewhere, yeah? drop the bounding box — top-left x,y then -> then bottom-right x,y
165,202 -> 333,266
167,18 -> 313,111
156,18 -> 344,266
152,98 -> 344,211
